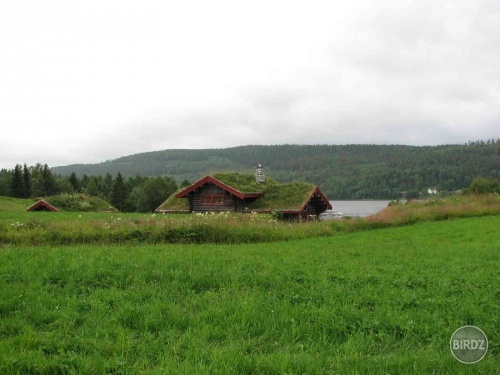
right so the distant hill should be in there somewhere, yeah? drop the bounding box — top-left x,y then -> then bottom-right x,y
51,142 -> 500,199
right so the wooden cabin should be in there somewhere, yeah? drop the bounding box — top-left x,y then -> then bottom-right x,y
156,172 -> 332,220
174,175 -> 264,213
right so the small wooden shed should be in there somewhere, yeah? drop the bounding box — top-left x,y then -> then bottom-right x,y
26,199 -> 59,212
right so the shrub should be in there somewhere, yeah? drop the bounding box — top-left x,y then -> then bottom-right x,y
463,177 -> 500,194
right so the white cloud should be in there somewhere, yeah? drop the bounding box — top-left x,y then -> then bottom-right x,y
0,0 -> 499,169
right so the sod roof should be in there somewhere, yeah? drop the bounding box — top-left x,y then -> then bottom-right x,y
211,172 -> 276,193
250,182 -> 318,211
156,173 -> 331,212
44,194 -> 116,212
156,188 -> 190,211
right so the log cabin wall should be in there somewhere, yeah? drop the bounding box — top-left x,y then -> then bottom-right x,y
188,183 -> 241,212
235,197 -> 259,212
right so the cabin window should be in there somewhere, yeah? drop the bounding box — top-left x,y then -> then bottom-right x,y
200,195 -> 225,205
214,196 -> 224,204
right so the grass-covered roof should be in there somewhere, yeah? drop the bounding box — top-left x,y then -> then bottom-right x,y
211,172 -> 277,193
0,194 -> 115,212
156,188 -> 190,211
250,182 -> 316,211
45,194 -> 116,212
0,196 -> 38,212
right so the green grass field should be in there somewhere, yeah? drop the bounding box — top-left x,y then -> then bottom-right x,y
1,216 -> 498,374
2,194 -> 500,247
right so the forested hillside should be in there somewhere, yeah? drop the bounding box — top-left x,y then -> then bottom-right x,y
50,141 -> 500,199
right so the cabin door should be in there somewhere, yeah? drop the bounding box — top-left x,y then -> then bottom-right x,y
303,206 -> 316,220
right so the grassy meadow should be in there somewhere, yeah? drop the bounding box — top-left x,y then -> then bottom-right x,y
0,195 -> 499,373
1,194 -> 499,246
0,213 -> 499,373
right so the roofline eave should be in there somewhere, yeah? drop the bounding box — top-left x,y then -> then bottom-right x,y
175,175 -> 264,200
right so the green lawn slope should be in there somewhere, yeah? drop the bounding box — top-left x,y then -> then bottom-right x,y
0,216 -> 498,374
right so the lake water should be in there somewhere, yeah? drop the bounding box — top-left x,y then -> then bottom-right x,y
328,200 -> 391,217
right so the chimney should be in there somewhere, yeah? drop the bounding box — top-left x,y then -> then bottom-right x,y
255,163 -> 265,183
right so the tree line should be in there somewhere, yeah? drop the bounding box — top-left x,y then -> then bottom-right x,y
0,164 -> 182,212
50,140 -> 500,199
2,140 -> 499,204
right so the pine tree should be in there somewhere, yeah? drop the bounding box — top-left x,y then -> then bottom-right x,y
10,164 -> 24,198
132,176 -> 178,212
41,164 -> 56,196
22,163 -> 31,198
69,172 -> 79,192
0,169 -> 11,196
85,177 -> 99,196
111,172 -> 127,211
102,173 -> 113,201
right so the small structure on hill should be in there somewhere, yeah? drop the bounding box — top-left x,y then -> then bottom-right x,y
255,164 -> 265,183
156,172 -> 332,221
26,199 -> 59,212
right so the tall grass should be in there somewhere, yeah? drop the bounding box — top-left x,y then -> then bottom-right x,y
371,194 -> 500,224
0,194 -> 499,246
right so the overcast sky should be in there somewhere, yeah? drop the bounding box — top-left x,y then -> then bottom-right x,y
1,0 -> 499,169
